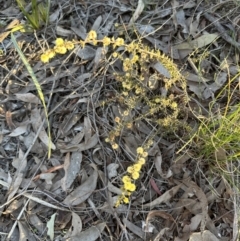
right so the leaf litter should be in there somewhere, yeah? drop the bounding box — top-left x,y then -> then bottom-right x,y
0,0 -> 239,240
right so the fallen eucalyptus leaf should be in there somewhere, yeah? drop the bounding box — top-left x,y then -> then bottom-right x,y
47,213 -> 56,241
66,222 -> 106,241
63,170 -> 98,206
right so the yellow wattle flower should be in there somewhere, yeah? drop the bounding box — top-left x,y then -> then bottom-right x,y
55,38 -> 64,46
40,54 -> 49,63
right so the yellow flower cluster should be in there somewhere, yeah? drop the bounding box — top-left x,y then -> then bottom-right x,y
40,30 -> 125,64
40,38 -> 75,63
115,146 -> 148,207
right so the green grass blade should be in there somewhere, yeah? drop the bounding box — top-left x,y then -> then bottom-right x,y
16,0 -> 39,29
11,33 -> 52,158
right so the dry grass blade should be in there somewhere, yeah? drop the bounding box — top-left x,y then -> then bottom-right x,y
11,33 -> 52,158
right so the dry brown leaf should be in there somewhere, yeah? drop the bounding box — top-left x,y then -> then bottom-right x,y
206,179 -> 225,203
63,170 -> 98,206
29,214 -> 45,233
153,228 -> 171,241
76,46 -> 96,60
66,222 -> 106,241
64,212 -> 82,239
49,8 -> 61,23
84,116 -> 92,144
91,15 -> 102,31
142,184 -> 182,209
47,213 -> 56,241
183,71 -> 210,83
149,178 -> 162,195
173,7 -> 188,33
31,108 -> 56,150
39,173 -> 56,185
172,154 -> 191,175
8,125 -> 28,137
3,199 -> 23,215
78,133 -> 98,151
183,0 -> 196,9
71,26 -> 87,40
182,214 -> 202,232
56,26 -> 73,37
18,221 -> 36,241
189,11 -> 201,37
98,170 -> 122,195
15,93 -> 41,104
146,210 -> 175,224
59,113 -> 82,136
107,163 -> 119,179
23,193 -> 66,211
189,230 -> 220,241
61,152 -> 82,191
153,62 -> 171,78
94,47 -> 107,68
181,179 -> 208,233
174,34 -> 218,50
7,149 -> 26,201
123,218 -> 145,239
203,72 -> 228,99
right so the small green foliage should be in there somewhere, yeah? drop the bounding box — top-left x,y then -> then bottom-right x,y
187,72 -> 240,192
41,30 -> 189,205
16,0 -> 50,30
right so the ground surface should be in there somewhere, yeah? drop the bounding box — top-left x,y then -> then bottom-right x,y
0,0 -> 239,241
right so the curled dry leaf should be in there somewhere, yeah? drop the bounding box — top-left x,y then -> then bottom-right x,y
66,222 -> 106,241
107,163 -> 119,179
154,152 -> 173,179
145,210 -> 176,237
129,0 -> 145,24
64,212 -> 82,239
63,170 -> 98,206
182,214 -> 202,232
